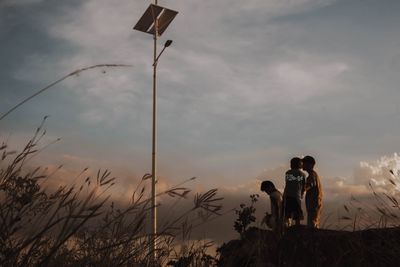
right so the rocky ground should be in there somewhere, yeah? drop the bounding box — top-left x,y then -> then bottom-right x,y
217,226 -> 400,267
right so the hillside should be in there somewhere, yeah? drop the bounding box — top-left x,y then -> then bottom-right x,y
217,226 -> 400,267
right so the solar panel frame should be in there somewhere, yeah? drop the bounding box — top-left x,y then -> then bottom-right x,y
134,4 -> 178,36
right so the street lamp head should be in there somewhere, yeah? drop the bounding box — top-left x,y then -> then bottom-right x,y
164,40 -> 173,47
153,39 -> 174,66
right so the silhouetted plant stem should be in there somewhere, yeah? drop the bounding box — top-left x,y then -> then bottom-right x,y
0,64 -> 131,121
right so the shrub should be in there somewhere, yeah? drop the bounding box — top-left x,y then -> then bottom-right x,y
233,194 -> 259,238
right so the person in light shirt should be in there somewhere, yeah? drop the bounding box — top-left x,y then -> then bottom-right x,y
283,157 -> 306,226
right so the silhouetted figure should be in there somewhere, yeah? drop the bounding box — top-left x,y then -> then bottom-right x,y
283,157 -> 306,226
260,181 -> 283,234
303,155 -> 323,228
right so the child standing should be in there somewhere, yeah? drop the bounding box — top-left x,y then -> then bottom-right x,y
303,155 -> 323,228
283,157 -> 306,226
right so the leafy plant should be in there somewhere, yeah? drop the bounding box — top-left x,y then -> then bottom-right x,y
233,194 -> 259,238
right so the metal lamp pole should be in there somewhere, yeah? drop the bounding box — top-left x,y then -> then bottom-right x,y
133,2 -> 178,264
151,2 -> 158,261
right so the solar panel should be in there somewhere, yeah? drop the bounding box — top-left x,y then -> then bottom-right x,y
134,4 -> 178,36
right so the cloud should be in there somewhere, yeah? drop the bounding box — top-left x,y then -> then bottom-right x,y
268,59 -> 349,103
7,146 -> 399,244
220,153 -> 400,205
41,150 -> 398,214
9,0 -> 342,125
354,153 -> 400,194
2,0 -> 353,188
232,0 -> 335,14
0,0 -> 43,7
323,177 -> 369,200
3,0 -> 400,201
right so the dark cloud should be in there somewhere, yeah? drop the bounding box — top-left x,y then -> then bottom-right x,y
1,0 -> 400,204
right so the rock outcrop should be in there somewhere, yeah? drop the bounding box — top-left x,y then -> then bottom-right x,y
217,226 -> 400,267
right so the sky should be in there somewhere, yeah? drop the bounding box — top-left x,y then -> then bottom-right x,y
1,0 -> 400,241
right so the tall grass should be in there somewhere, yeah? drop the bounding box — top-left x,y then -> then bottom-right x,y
0,119 -> 223,267
335,172 -> 400,231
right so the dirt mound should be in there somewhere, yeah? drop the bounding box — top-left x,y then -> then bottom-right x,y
217,226 -> 400,267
